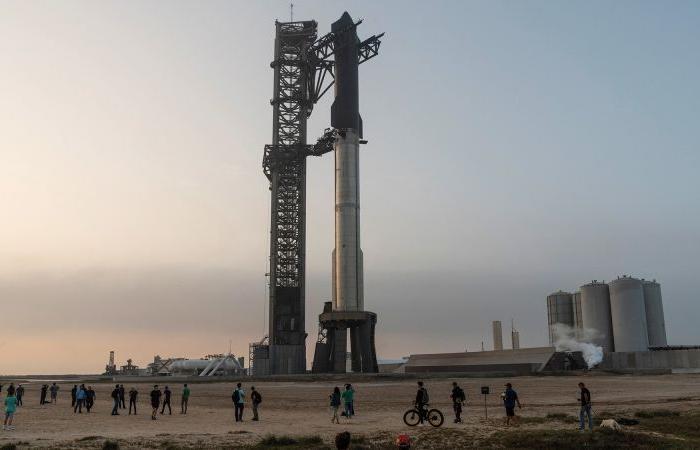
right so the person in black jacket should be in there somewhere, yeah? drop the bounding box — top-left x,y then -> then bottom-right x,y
450,382 -> 466,423
160,386 -> 172,415
251,386 -> 262,421
578,382 -> 593,431
111,384 -> 120,415
40,385 -> 48,405
150,385 -> 162,420
129,387 -> 138,415
85,386 -> 96,413
70,385 -> 77,407
119,384 -> 126,409
415,381 -> 429,424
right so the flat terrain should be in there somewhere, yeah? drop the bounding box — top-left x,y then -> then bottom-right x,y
1,373 -> 700,448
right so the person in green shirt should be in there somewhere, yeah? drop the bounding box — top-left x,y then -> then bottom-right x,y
4,393 -> 17,431
181,384 -> 190,414
341,384 -> 355,419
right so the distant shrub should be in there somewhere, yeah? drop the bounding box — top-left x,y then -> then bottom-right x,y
635,410 -> 680,419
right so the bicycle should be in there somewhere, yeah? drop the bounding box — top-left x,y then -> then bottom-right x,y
403,403 -> 444,427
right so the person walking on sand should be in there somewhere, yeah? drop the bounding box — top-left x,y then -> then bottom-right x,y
578,382 -> 593,431
49,383 -> 59,404
232,383 -> 245,422
150,385 -> 161,420
341,384 -> 355,419
450,382 -> 466,424
415,381 -> 429,424
129,387 -> 138,415
15,385 -> 23,407
85,386 -> 95,413
330,386 -> 341,424
70,384 -> 77,407
4,390 -> 17,431
40,384 -> 48,405
250,386 -> 262,421
74,384 -> 86,413
180,384 -> 190,414
160,386 -> 172,415
502,383 -> 522,426
119,384 -> 126,409
111,384 -> 120,416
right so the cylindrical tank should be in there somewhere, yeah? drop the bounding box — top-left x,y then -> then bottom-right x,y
609,276 -> 649,352
573,291 -> 583,331
546,291 -> 574,345
580,281 -> 614,352
642,280 -> 667,347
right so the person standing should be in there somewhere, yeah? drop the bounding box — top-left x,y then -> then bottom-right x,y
15,385 -> 23,407
74,384 -> 86,413
160,386 -> 172,415
232,383 -> 245,422
111,384 -> 120,416
414,381 -> 429,424
119,384 -> 126,409
85,386 -> 96,413
250,386 -> 262,421
3,390 -> 17,431
49,383 -> 59,404
40,384 -> 48,405
150,385 -> 161,420
502,382 -> 522,426
341,384 -> 355,420
450,382 -> 466,423
129,387 -> 138,415
578,382 -> 593,431
330,386 -> 341,424
180,384 -> 190,414
70,385 -> 77,407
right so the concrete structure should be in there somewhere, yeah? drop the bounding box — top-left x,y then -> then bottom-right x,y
609,276 -> 649,352
511,322 -> 520,350
546,291 -> 574,345
492,321 -> 503,351
312,12 -> 383,374
405,347 -> 586,375
599,348 -> 700,372
643,280 -> 667,347
580,281 -> 614,352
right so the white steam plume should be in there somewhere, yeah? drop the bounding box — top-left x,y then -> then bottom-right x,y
552,323 -> 604,369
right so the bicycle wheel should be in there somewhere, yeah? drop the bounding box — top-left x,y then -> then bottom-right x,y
403,409 -> 421,426
427,409 -> 444,427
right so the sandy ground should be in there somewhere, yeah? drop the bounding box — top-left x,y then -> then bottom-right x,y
1,373 -> 699,448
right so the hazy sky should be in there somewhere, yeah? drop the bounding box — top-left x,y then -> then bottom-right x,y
1,0 -> 699,374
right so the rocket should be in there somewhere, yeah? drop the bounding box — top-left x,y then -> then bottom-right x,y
332,12 -> 364,313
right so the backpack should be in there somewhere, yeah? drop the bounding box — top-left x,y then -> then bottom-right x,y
233,389 -> 241,403
456,387 -> 466,402
253,391 -> 262,404
422,388 -> 429,403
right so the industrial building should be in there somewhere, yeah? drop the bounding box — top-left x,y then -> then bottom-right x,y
405,348 -> 586,375
547,276 -> 667,353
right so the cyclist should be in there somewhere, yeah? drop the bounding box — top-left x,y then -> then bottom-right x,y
415,381 -> 429,424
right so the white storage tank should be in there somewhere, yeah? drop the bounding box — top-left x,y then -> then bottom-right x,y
642,280 -> 667,347
546,291 -> 574,345
573,291 -> 583,332
580,281 -> 614,352
609,276 -> 649,352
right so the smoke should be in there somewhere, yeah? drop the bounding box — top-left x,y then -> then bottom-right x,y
552,323 -> 604,369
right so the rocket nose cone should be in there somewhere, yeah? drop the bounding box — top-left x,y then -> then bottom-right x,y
333,11 -> 354,30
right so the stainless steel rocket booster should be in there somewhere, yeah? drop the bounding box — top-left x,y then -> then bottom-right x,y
332,12 -> 364,313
